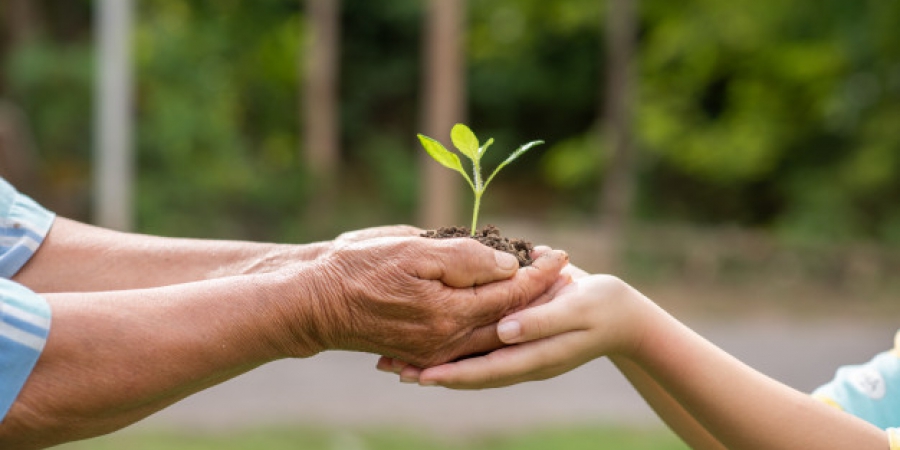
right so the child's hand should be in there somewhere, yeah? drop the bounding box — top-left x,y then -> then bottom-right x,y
379,268 -> 654,389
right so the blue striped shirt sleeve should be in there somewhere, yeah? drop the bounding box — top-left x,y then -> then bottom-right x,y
0,177 -> 55,279
0,279 -> 50,421
0,178 -> 54,421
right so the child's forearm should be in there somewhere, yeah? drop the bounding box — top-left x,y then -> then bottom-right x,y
612,356 -> 726,450
629,302 -> 888,450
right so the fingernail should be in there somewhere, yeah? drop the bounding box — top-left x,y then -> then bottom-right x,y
495,251 -> 518,270
498,320 -> 521,342
400,375 -> 417,384
420,379 -> 437,387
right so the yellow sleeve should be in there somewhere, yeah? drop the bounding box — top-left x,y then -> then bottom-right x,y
889,334 -> 900,450
811,393 -> 843,411
888,428 -> 900,450
893,330 -> 900,358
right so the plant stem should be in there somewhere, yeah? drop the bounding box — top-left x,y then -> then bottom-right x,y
471,191 -> 481,236
471,158 -> 483,236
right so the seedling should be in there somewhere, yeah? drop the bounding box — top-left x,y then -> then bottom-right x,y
418,124 -> 543,236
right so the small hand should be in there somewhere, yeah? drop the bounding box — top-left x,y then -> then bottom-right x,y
380,271 -> 651,389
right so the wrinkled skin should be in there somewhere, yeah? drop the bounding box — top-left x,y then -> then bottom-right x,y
331,224 -> 424,249
0,216 -> 566,449
281,236 -> 569,367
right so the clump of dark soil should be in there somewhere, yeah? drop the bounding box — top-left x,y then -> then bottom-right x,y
421,224 -> 534,267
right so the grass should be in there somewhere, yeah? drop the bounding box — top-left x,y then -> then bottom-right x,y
54,425 -> 688,450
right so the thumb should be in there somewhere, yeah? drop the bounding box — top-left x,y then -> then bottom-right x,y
496,282 -> 580,344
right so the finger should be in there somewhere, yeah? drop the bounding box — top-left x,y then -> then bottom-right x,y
392,358 -> 410,374
497,282 -> 582,344
415,238 -> 521,287
399,365 -> 423,384
340,225 -> 423,242
376,225 -> 423,238
562,263 -> 589,279
419,332 -> 585,389
531,245 -> 553,258
466,249 -> 568,320
524,273 -> 574,310
376,356 -> 394,373
441,323 -> 505,364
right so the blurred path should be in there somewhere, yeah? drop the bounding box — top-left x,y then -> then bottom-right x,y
130,317 -> 897,435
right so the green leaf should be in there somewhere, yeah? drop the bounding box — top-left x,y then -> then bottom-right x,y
479,137 -> 494,157
484,140 -> 544,189
417,134 -> 475,191
450,123 -> 480,161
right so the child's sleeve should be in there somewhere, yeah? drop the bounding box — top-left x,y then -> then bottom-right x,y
812,330 -> 900,431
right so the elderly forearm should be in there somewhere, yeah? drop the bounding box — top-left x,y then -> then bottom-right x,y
629,306 -> 888,450
13,217 -> 331,293
0,271 -> 314,449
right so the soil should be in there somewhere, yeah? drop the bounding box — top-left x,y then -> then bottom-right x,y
421,224 -> 534,267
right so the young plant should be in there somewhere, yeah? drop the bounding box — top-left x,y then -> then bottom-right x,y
418,123 -> 544,236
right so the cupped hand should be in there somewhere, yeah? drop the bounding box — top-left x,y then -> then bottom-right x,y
382,272 -> 652,389
332,225 -> 424,249
285,236 -> 568,367
375,259 -> 586,380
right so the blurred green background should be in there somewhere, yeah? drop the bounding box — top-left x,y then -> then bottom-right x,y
3,0 -> 900,448
7,0 -> 900,246
8,0 -> 897,300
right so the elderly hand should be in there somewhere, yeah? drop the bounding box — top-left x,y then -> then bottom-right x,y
331,225 -> 424,249
273,236 -> 568,367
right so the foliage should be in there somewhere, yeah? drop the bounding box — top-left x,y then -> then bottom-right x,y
418,124 -> 542,233
4,38 -> 93,216
132,0 -> 310,240
634,0 -> 900,242
3,0 -> 900,244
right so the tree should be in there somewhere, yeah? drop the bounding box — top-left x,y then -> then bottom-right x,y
0,101 -> 37,194
0,0 -> 40,194
418,0 -> 466,229
303,0 -> 340,194
4,0 -> 40,46
597,0 -> 638,269
302,0 -> 341,233
94,0 -> 134,231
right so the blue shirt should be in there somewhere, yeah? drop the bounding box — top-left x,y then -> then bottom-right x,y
813,330 -> 900,446
0,178 -> 54,422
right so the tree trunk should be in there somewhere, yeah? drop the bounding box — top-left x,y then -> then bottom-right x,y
5,0 -> 40,46
418,0 -> 466,229
94,0 -> 134,231
0,1 -> 41,193
303,0 -> 340,181
597,0 -> 638,271
302,0 -> 340,234
0,101 -> 37,194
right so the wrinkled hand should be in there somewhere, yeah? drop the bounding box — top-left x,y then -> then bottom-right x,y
380,264 -> 652,388
375,259 -> 580,378
332,225 -> 424,249
280,237 -> 568,367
